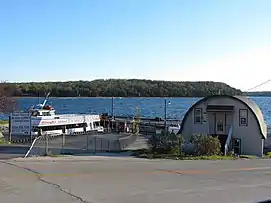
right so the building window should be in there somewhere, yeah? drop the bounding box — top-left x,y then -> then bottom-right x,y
217,120 -> 224,131
239,109 -> 248,126
194,108 -> 202,124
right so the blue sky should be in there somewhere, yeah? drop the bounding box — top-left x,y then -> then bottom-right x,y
1,0 -> 271,91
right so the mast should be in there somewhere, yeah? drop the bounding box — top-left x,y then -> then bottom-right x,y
41,92 -> 51,107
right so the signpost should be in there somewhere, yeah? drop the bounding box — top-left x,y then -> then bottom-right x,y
10,112 -> 31,140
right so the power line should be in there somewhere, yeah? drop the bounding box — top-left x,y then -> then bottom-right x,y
245,79 -> 271,92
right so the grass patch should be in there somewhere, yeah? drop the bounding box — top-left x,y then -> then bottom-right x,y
134,153 -> 237,160
180,155 -> 237,160
0,120 -> 8,125
266,152 -> 271,157
261,152 -> 271,159
0,138 -> 8,144
132,149 -> 258,160
44,151 -> 65,157
239,155 -> 257,159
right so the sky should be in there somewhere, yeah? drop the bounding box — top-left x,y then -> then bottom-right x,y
0,0 -> 271,91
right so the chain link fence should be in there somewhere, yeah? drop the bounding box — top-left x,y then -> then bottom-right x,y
25,131 -> 139,157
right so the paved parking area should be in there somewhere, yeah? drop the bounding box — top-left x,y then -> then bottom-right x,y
1,156 -> 271,203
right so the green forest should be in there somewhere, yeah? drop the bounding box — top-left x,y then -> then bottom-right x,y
8,79 -> 242,97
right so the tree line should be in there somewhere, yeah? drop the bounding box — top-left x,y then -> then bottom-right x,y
7,79 -> 242,97
0,82 -> 17,113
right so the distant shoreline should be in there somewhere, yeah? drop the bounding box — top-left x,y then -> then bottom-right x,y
12,95 -> 271,99
13,96 -> 202,99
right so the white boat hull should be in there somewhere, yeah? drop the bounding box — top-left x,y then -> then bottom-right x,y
10,113 -> 104,136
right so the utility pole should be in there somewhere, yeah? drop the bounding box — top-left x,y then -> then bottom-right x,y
111,96 -> 114,131
135,107 -> 140,134
164,99 -> 171,135
111,96 -> 114,119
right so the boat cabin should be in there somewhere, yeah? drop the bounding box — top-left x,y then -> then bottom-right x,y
30,107 -> 56,117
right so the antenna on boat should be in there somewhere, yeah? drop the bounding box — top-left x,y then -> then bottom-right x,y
41,92 -> 51,107
36,92 -> 50,108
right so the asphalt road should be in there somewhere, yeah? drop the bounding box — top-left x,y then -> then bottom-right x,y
1,156 -> 271,203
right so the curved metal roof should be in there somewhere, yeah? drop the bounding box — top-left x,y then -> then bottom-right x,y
179,95 -> 267,139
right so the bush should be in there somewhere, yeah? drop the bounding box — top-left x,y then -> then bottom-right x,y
147,132 -> 184,155
266,152 -> 271,158
146,133 -> 221,157
191,134 -> 221,156
227,150 -> 235,157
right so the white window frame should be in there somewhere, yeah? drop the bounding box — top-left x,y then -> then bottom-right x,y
239,109 -> 248,126
194,108 -> 202,124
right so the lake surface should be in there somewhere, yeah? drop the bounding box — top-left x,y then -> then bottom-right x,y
1,97 -> 271,125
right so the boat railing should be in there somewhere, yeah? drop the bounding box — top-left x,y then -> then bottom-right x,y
57,114 -> 99,118
57,114 -> 84,117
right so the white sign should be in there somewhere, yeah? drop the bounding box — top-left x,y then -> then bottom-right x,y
32,119 -> 69,126
31,115 -> 101,127
10,112 -> 31,135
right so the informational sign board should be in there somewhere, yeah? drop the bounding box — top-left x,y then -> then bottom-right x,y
10,112 -> 31,135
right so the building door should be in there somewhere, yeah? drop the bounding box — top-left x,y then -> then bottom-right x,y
215,113 -> 225,134
208,113 -> 216,134
233,138 -> 241,155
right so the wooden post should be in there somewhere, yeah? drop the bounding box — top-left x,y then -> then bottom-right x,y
44,130 -> 48,155
61,126 -> 66,153
29,113 -> 32,142
94,136 -> 96,154
86,134 -> 89,151
9,115 -> 11,143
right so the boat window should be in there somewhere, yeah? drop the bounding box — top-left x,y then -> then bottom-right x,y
66,123 -> 85,129
94,121 -> 100,127
41,125 -> 63,131
42,112 -> 51,116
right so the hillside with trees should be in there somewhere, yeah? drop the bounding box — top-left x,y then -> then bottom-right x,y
8,79 -> 242,97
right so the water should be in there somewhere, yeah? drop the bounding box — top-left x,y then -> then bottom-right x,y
1,97 -> 271,125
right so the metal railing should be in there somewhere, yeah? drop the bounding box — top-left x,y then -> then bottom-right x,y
224,126 -> 233,155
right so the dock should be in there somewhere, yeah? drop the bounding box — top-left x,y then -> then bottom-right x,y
101,115 -> 182,135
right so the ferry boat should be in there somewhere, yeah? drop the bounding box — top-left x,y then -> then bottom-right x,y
10,93 -> 104,137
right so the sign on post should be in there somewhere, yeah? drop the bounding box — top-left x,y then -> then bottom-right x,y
10,112 -> 31,135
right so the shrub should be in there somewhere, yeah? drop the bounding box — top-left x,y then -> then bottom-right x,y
132,120 -> 140,134
227,150 -> 235,157
191,134 -> 221,156
147,132 -> 184,155
266,152 -> 271,158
